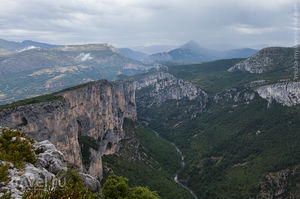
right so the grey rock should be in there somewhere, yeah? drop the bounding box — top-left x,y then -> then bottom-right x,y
228,55 -> 270,73
256,81 -> 300,106
213,88 -> 256,104
34,140 -> 67,175
135,72 -> 208,108
0,140 -> 100,199
80,173 -> 100,193
0,80 -> 137,180
256,166 -> 299,199
228,47 -> 298,74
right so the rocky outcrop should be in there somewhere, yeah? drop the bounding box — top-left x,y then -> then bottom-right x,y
256,81 -> 300,106
255,166 -> 300,199
213,88 -> 256,104
228,54 -> 270,73
0,140 -> 100,199
228,47 -> 296,73
0,80 -> 136,180
135,72 -> 208,109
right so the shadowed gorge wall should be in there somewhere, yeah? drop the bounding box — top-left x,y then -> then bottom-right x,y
0,80 -> 136,180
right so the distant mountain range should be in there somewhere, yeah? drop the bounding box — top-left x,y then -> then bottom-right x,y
143,41 -> 258,64
0,40 -> 159,104
0,39 -> 258,64
132,45 -> 178,54
0,39 -> 60,52
0,38 -> 259,104
117,48 -> 148,61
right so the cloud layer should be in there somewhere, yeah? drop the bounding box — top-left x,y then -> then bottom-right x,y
0,0 -> 298,49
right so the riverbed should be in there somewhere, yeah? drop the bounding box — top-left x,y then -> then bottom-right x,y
152,130 -> 199,199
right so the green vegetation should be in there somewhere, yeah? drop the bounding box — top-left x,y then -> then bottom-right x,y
0,190 -> 12,199
102,119 -> 194,199
0,94 -> 63,111
78,135 -> 99,167
0,80 -> 97,111
167,58 -> 293,94
0,163 -> 9,182
0,128 -> 36,168
58,81 -> 94,93
0,128 -> 37,197
0,42 -> 151,105
23,170 -> 160,199
23,168 -> 100,199
0,128 -> 37,188
101,175 -> 159,199
0,127 -> 161,199
141,96 -> 300,198
136,57 -> 300,198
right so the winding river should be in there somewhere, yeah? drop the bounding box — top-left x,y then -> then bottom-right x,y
152,130 -> 199,199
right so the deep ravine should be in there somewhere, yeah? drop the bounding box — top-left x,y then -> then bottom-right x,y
152,130 -> 199,199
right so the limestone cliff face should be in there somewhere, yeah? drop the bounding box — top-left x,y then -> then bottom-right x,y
256,165 -> 300,199
0,80 -> 136,180
228,47 -> 297,73
256,81 -> 300,106
213,88 -> 256,104
0,139 -> 100,198
135,72 -> 208,109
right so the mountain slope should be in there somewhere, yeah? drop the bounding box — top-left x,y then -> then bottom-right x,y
220,48 -> 258,59
0,44 -> 155,104
117,48 -> 147,61
144,41 -> 258,64
228,46 -> 299,73
0,79 -> 137,180
1,42 -> 299,198
168,41 -> 219,62
134,50 -> 300,198
0,38 -> 60,52
0,78 -> 192,199
102,119 -> 194,199
21,40 -> 61,49
0,39 -> 27,51
133,45 -> 178,54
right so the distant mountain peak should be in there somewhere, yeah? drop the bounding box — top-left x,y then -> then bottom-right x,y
180,40 -> 201,50
57,43 -> 117,52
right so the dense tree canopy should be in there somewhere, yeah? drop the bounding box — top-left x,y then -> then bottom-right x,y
102,175 -> 159,199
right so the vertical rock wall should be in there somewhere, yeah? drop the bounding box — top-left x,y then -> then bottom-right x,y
0,80 -> 136,180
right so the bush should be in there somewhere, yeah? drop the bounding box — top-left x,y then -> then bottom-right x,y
23,173 -> 159,199
0,128 -> 160,199
101,175 -> 159,199
0,128 -> 36,169
23,168 -> 100,199
130,187 -> 160,199
0,163 -> 10,182
101,175 -> 129,199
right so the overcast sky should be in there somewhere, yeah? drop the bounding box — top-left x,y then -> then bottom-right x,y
0,0 -> 299,49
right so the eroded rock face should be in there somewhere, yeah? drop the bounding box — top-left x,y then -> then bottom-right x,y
0,140 -> 100,199
255,166 -> 300,199
135,72 -> 208,108
0,80 -> 136,180
228,55 -> 270,73
213,88 -> 256,104
228,47 -> 296,73
256,81 -> 300,106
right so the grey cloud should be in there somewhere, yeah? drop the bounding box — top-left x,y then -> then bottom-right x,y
0,0 -> 298,49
